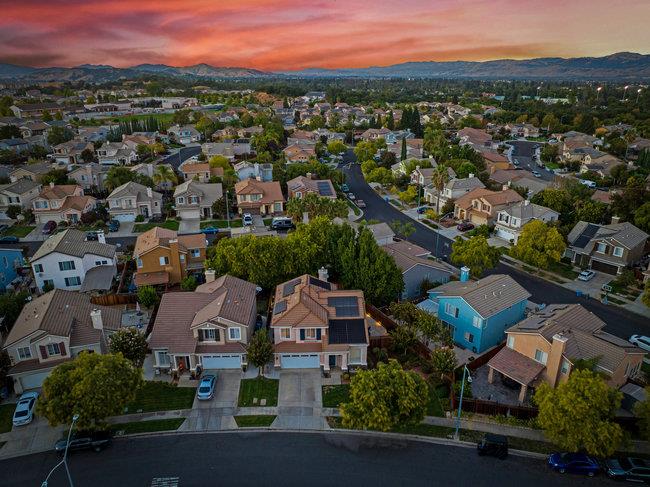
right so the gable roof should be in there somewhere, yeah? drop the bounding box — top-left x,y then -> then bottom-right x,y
133,226 -> 206,257
568,220 -> 648,251
38,184 -> 80,200
234,179 -> 284,202
32,229 -> 115,261
1,178 -> 40,194
383,242 -> 455,276
107,181 -> 161,201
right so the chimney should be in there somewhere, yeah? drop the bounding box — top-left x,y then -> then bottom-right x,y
460,266 -> 470,282
49,181 -> 55,188
469,173 -> 474,179
318,267 -> 329,282
611,216 -> 620,225
524,199 -> 530,206
205,269 -> 216,283
90,309 -> 103,330
96,230 -> 106,244
547,333 -> 568,387
306,172 -> 313,180
502,184 -> 508,191
146,187 -> 152,198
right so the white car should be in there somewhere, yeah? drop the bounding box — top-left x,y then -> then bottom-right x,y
12,392 -> 39,427
532,171 -> 542,178
577,270 -> 596,281
242,213 -> 253,226
629,335 -> 650,353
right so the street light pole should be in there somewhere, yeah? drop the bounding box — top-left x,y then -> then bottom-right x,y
42,414 -> 79,487
454,366 -> 471,440
622,85 -> 630,102
415,165 -> 421,220
637,88 -> 643,104
225,190 -> 230,230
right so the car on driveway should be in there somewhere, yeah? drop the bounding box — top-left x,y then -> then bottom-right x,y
85,231 -> 98,241
0,236 -> 19,243
457,221 -> 475,232
356,199 -> 366,208
340,184 -> 350,193
242,213 -> 253,226
197,374 -> 217,400
548,452 -> 601,476
42,220 -> 57,235
201,226 -> 219,235
12,392 -> 39,427
577,270 -> 596,281
55,430 -> 111,455
605,457 -> 650,482
629,335 -> 650,352
108,219 -> 120,232
347,193 -> 356,200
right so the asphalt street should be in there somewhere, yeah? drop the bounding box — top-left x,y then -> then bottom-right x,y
0,432 -> 613,487
161,145 -> 202,171
506,140 -> 554,181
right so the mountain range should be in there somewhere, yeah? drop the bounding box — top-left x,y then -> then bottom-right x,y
0,52 -> 649,82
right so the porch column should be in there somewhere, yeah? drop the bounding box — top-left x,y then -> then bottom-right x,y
518,384 -> 528,403
487,367 -> 495,384
341,353 -> 348,371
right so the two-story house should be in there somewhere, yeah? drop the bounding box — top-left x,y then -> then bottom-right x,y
418,271 -> 530,354
233,161 -> 273,182
287,175 -> 336,200
283,144 -> 316,164
494,200 -> 559,244
68,163 -> 109,191
133,227 -> 207,287
179,160 -> 224,182
168,125 -> 201,145
234,179 -> 285,216
454,187 -> 524,226
487,304 -> 645,403
30,229 -> 117,292
2,290 -> 122,392
148,273 -> 258,373
51,140 -> 94,166
32,183 -> 96,224
565,219 -> 648,275
174,180 -> 223,220
424,175 -> 484,211
9,162 -> 52,183
0,247 -> 25,290
96,141 -> 138,165
106,181 -> 163,222
270,272 -> 369,371
0,179 -> 42,219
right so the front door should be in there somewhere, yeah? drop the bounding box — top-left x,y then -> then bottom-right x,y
177,356 -> 189,372
140,206 -> 149,218
203,207 -> 211,218
329,355 -> 337,368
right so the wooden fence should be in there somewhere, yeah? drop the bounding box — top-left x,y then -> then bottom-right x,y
466,344 -> 505,371
90,293 -> 138,306
451,396 -> 539,420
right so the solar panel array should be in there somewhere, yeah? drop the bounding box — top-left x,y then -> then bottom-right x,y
282,278 -> 301,297
308,276 -> 332,290
273,300 -> 287,314
573,224 -> 600,249
327,296 -> 358,317
316,181 -> 334,197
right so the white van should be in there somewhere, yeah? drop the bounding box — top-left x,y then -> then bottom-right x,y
579,180 -> 597,189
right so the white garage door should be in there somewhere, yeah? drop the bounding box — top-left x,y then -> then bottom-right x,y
113,213 -> 136,222
201,354 -> 242,369
496,228 -> 515,242
20,370 -> 51,390
281,354 -> 320,369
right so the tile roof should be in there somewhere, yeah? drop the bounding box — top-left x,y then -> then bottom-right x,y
488,346 -> 545,385
568,220 -> 648,252
134,271 -> 170,286
32,229 -> 115,261
2,179 -> 40,194
38,184 -> 80,200
234,179 -> 285,204
133,227 -> 207,257
108,181 -> 161,201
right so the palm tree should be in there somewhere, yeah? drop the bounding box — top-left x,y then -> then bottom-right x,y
430,165 -> 450,214
153,165 -> 177,189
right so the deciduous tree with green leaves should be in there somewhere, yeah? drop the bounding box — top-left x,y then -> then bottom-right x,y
109,328 -> 148,368
450,236 -> 501,278
247,329 -> 274,377
341,359 -> 428,431
137,285 -> 159,309
285,193 -> 348,221
430,347 -> 457,384
509,220 -> 566,268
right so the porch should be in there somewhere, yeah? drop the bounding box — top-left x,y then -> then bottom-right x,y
485,347 -> 545,405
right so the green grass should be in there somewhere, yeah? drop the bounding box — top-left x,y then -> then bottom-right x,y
263,218 -> 273,226
2,225 -> 35,238
0,404 -> 14,433
346,199 -> 361,216
322,385 -> 350,408
547,261 -> 579,280
200,219 -> 243,229
133,220 -> 180,233
234,415 -> 276,427
238,377 -> 279,407
125,382 -> 196,414
111,418 -> 185,435
427,383 -> 449,417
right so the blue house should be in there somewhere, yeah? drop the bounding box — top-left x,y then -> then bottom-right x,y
0,248 -> 24,291
417,268 -> 530,354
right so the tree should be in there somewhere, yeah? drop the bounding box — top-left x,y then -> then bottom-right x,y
47,126 -> 74,146
81,148 -> 95,163
365,167 -> 394,186
340,360 -> 428,431
430,347 -> 457,384
611,177 -> 648,224
137,285 -> 159,308
172,109 -> 192,126
153,165 -> 177,187
400,138 -> 407,161
247,329 -> 274,377
104,166 -> 153,191
389,219 -> 416,238
0,350 -> 12,390
390,325 -> 419,359
327,140 -> 346,155
634,202 -> 650,234
0,291 -> 29,335
353,140 -> 378,162
285,193 -> 349,221
37,352 -> 143,430
41,110 -> 53,122
180,276 -> 198,291
541,144 -> 559,163
510,221 -> 566,268
195,116 -> 215,138
0,125 -> 21,139
430,165 -> 450,212
450,236 -> 501,278
108,328 -> 148,368
41,169 -> 73,186
575,199 -> 608,224
6,205 -> 22,220
635,388 -> 650,441
534,369 -> 623,457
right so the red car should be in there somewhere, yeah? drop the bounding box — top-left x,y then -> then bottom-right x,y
457,221 -> 475,232
42,220 -> 57,235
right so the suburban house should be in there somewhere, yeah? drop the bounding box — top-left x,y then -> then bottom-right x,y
179,161 -> 223,182
167,125 -> 201,145
283,144 -> 316,163
131,163 -> 176,191
174,180 -> 223,220
2,290 -> 122,392
106,181 -> 163,222
579,152 -> 625,178
0,248 -> 24,291
0,179 -> 42,219
287,175 -> 336,200
234,179 -> 285,216
505,123 -> 539,138
148,273 -> 258,373
133,227 -> 207,287
565,219 -> 648,275
494,201 -> 559,244
454,188 -> 524,225
68,164 -> 109,191
418,272 -> 531,354
424,175 -> 484,210
51,140 -> 94,166
233,161 -> 273,182
202,141 -> 252,161
489,169 -> 550,197
457,128 -> 496,150
30,229 -> 117,292
479,149 -> 512,174
270,272 -> 369,370
487,304 -> 645,403
0,138 -> 30,153
383,241 -> 456,299
9,162 -> 52,183
387,139 -> 424,159
32,184 -> 96,224
96,141 -> 138,165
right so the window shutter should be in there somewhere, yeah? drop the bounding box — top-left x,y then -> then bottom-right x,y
316,329 -> 321,340
300,329 -> 305,340
59,342 -> 66,355
39,345 -> 48,359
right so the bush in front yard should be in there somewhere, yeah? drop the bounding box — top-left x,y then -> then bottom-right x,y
135,215 -> 145,222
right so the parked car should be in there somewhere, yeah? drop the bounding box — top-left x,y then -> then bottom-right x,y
201,226 -> 219,235
457,221 -> 475,232
0,236 -> 19,243
605,457 -> 650,482
54,430 -> 111,454
347,193 -> 356,201
532,171 -> 542,178
356,199 -> 366,208
340,184 -> 350,193
416,206 -> 429,214
196,374 -> 217,400
85,231 -> 98,241
242,213 -> 253,226
270,217 -> 295,231
476,434 -> 508,459
12,392 -> 39,427
577,270 -> 596,281
108,219 -> 120,232
548,452 -> 601,476
42,220 -> 57,235
629,335 -> 650,353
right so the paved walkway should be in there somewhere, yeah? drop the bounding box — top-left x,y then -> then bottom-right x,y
178,218 -> 200,234
272,370 -> 327,430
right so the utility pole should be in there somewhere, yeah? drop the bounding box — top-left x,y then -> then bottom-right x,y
225,190 -> 230,229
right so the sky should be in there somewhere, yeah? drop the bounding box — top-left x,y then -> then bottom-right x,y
1,0 -> 649,71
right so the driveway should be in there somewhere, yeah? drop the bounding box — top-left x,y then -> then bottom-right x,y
562,270 -> 612,298
178,218 -> 200,234
182,370 -> 241,432
0,416 -> 65,460
273,370 -> 325,430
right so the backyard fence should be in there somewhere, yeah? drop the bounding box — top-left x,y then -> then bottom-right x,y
451,396 -> 539,420
90,293 -> 138,306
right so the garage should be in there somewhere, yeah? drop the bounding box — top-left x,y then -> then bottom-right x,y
281,353 -> 320,369
495,227 -> 516,243
590,259 -> 619,276
201,354 -> 242,369
18,370 -> 51,391
113,213 -> 136,222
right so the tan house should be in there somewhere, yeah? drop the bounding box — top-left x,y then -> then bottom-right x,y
0,179 -> 42,219
9,162 -> 53,183
51,140 -> 94,166
32,183 -> 96,224
287,175 -> 336,200
270,272 -> 369,371
68,163 -> 109,191
234,179 -> 285,215
106,181 -> 163,222
2,290 -> 121,393
487,304 -> 645,403
179,161 -> 224,182
479,149 -> 512,174
283,144 -> 316,163
133,227 -> 207,287
148,273 -> 258,373
454,188 -> 523,225
174,180 -> 223,220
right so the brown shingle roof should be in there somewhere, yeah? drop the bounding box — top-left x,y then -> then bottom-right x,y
234,179 -> 285,204
488,346 -> 545,385
39,184 -> 80,200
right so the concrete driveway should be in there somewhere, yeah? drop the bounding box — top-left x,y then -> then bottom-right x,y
563,270 -> 612,298
183,370 -> 241,432
178,218 -> 200,234
0,415 -> 65,460
273,370 -> 325,430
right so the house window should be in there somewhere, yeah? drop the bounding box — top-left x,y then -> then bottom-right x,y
201,328 -> 219,341
597,243 -> 607,254
64,276 -> 81,287
156,351 -> 170,366
95,260 -> 108,266
33,263 -> 44,273
190,196 -> 199,204
191,249 -> 201,258
280,328 -> 291,339
534,349 -> 548,365
46,343 -> 61,356
613,247 -> 623,257
229,327 -> 241,341
561,360 -> 570,374
444,303 -> 459,318
17,346 -> 31,360
274,202 -> 282,212
464,332 -> 474,343
176,197 -> 185,205
305,329 -> 317,340
180,254 -> 185,262
136,258 -> 143,268
43,279 -> 54,288
159,256 -> 169,266
507,335 -> 515,349
59,261 -> 76,271
349,347 -> 362,364
472,316 -> 482,328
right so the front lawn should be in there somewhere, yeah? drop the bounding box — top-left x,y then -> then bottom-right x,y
547,261 -> 579,280
346,200 -> 361,216
238,377 -> 279,407
200,219 -> 244,229
125,381 -> 196,414
322,385 -> 350,408
2,225 -> 35,238
0,404 -> 14,433
234,415 -> 276,427
111,418 -> 185,435
427,383 -> 449,417
133,220 -> 180,233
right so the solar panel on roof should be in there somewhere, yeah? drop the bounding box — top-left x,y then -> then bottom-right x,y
282,278 -> 301,297
316,181 -> 333,196
273,300 -> 287,314
327,296 -> 359,317
574,224 -> 600,249
308,276 -> 332,290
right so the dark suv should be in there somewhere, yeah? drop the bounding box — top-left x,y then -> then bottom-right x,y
270,218 -> 295,231
54,430 -> 111,455
477,434 -> 508,459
